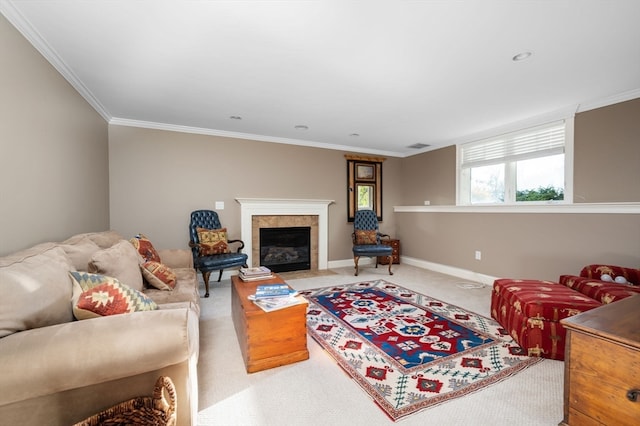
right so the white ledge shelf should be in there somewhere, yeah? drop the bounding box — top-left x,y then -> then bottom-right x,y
393,203 -> 640,214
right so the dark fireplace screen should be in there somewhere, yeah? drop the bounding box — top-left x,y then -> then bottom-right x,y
259,226 -> 311,273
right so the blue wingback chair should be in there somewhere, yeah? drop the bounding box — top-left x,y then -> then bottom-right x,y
352,210 -> 394,276
189,210 -> 248,297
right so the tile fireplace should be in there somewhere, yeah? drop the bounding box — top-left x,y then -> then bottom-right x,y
236,198 -> 333,269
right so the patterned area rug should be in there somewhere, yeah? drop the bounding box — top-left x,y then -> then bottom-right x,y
301,280 -> 542,421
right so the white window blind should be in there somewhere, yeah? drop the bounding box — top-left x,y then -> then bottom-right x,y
461,121 -> 565,169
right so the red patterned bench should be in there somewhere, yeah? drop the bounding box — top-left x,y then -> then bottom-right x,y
491,279 -> 601,360
559,264 -> 640,304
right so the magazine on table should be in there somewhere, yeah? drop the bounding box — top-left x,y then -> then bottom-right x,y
248,283 -> 298,300
252,295 -> 304,312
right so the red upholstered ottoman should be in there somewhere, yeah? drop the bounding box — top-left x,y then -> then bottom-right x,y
491,279 -> 602,360
559,275 -> 640,304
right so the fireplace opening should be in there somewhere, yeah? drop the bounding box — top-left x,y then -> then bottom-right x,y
259,226 -> 311,273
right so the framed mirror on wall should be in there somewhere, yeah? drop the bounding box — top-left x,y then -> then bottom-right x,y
346,154 -> 385,222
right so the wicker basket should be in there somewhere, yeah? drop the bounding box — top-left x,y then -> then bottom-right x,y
73,376 -> 177,426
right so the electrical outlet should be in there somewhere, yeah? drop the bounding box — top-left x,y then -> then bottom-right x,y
475,250 -> 482,261
215,201 -> 224,210
423,200 -> 430,205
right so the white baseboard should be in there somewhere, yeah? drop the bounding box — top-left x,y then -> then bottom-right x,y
328,256 -> 497,286
400,256 -> 498,285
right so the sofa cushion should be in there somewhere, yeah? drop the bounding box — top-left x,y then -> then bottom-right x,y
354,230 -> 377,245
144,268 -> 200,316
0,307 -> 197,408
196,227 -> 230,255
141,261 -> 177,291
88,240 -> 144,291
63,230 -> 125,249
130,233 -> 162,263
73,277 -> 158,320
60,238 -> 101,271
0,244 -> 74,338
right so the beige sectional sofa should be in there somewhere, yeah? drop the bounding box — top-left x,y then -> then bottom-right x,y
0,231 -> 201,426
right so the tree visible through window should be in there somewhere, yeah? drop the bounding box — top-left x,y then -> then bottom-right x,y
459,121 -> 570,205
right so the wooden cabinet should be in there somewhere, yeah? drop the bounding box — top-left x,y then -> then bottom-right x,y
231,274 -> 309,373
378,238 -> 400,265
560,295 -> 640,425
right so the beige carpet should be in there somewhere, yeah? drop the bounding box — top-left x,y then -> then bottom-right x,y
196,264 -> 564,425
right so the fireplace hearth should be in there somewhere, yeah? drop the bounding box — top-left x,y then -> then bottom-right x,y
259,226 -> 311,272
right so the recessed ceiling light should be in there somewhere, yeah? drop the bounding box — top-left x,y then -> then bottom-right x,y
512,51 -> 533,62
294,125 -> 309,130
229,115 -> 242,120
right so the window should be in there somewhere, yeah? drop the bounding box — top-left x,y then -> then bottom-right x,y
346,155 -> 384,222
458,120 -> 572,205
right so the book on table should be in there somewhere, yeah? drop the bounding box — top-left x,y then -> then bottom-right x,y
239,266 -> 273,281
248,283 -> 298,300
239,273 -> 274,282
240,266 -> 271,277
252,295 -> 303,312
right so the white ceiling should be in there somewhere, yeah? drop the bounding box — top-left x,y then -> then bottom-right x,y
3,0 -> 640,157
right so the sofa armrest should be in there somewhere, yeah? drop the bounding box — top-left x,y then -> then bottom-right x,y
0,307 -> 198,407
158,249 -> 194,269
580,264 -> 640,286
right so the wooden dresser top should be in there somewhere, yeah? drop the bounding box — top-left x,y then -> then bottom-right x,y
562,294 -> 640,350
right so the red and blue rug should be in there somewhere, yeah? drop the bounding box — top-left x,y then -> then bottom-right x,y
300,280 -> 542,421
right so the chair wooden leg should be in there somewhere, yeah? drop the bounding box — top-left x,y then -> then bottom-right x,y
387,255 -> 394,275
202,271 -> 211,298
354,256 -> 360,276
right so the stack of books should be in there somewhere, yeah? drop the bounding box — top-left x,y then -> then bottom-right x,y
238,266 -> 273,282
249,283 -> 302,312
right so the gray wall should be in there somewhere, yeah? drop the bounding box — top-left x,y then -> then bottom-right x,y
574,98 -> 640,203
397,212 -> 639,281
0,14 -> 109,256
107,125 -> 403,261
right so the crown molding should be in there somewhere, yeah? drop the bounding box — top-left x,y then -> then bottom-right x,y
109,117 -> 404,157
577,88 -> 640,113
1,1 -> 111,121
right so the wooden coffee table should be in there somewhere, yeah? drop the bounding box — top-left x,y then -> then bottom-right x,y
231,274 -> 309,373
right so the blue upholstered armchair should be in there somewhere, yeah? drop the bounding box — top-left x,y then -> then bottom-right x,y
189,210 -> 248,297
352,210 -> 394,276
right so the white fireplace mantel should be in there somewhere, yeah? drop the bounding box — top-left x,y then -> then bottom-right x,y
236,198 -> 334,269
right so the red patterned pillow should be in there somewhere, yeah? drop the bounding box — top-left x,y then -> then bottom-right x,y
197,227 -> 230,255
73,278 -> 158,320
129,233 -> 161,263
141,261 -> 177,290
354,230 -> 378,245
